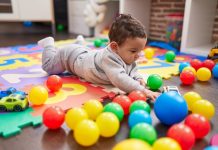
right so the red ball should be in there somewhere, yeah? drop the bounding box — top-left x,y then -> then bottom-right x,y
128,90 -> 147,102
113,95 -> 131,115
43,106 -> 65,129
46,75 -> 63,92
184,114 -> 210,139
167,124 -> 195,150
180,70 -> 195,85
190,59 -> 203,71
203,59 -> 215,71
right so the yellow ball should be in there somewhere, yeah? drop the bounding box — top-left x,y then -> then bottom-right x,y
183,66 -> 196,76
196,67 -> 211,81
153,137 -> 182,150
65,107 -> 88,130
83,99 -> 103,120
28,86 -> 48,105
192,100 -> 215,120
74,119 -> 100,146
112,139 -> 152,150
183,91 -> 202,111
144,48 -> 155,59
96,112 -> 119,137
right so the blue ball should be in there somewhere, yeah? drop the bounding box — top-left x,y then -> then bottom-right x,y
179,62 -> 190,73
128,110 -> 152,128
154,91 -> 188,125
204,146 -> 218,150
212,64 -> 218,78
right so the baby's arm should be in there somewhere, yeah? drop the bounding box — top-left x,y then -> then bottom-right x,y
102,57 -> 160,101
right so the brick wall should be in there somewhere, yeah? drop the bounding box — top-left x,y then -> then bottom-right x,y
212,0 -> 218,42
149,0 -> 218,43
149,0 -> 185,41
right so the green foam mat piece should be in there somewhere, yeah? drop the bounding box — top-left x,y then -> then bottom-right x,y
0,107 -> 42,138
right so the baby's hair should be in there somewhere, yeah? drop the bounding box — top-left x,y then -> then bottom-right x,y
109,14 -> 147,46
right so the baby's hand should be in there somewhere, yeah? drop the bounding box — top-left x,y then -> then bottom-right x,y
137,78 -> 146,87
144,90 -> 161,101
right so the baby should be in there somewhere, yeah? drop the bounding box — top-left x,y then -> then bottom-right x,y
38,14 -> 160,101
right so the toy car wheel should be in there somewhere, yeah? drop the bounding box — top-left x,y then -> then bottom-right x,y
0,105 -> 7,112
13,105 -> 22,112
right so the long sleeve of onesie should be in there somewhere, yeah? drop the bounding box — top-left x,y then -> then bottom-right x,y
101,54 -> 146,93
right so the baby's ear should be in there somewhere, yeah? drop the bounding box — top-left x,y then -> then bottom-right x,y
110,41 -> 118,52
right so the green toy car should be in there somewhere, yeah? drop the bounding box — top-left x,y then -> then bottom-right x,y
0,94 -> 29,112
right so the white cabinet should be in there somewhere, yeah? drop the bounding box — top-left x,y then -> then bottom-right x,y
181,0 -> 217,56
0,0 -> 19,20
0,0 -> 55,34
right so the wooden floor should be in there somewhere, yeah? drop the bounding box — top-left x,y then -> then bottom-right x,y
0,28 -> 218,150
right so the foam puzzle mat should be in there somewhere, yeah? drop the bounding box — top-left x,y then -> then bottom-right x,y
0,38 -> 205,138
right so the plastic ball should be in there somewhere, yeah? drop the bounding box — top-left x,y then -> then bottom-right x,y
179,62 -> 190,73
130,123 -> 157,145
196,67 -> 211,81
183,91 -> 202,111
74,119 -> 99,146
147,74 -> 163,90
167,124 -> 195,150
94,39 -> 102,47
43,106 -> 65,129
83,99 -> 103,120
183,66 -> 196,76
65,107 -> 88,130
113,95 -> 132,115
203,59 -> 215,71
210,134 -> 218,146
154,91 -> 188,125
212,64 -> 218,78
23,21 -> 32,27
128,110 -> 152,128
165,51 -> 176,62
184,114 -> 210,139
153,137 -> 182,150
144,48 -> 154,59
103,102 -> 124,121
204,146 -> 218,150
180,70 -> 195,85
46,75 -> 63,92
192,100 -> 215,120
28,86 -> 48,105
57,24 -> 64,31
128,90 -> 147,102
129,100 -> 151,114
96,112 -> 119,137
190,59 -> 203,71
112,139 -> 152,150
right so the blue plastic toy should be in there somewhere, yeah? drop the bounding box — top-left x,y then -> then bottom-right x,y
179,62 -> 190,73
212,64 -> 218,78
154,91 -> 188,125
204,146 -> 218,150
128,110 -> 152,128
0,87 -> 27,99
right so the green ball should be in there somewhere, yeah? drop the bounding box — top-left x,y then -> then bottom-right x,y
57,24 -> 64,31
130,100 -> 151,114
165,51 -> 176,62
147,74 -> 163,90
130,123 -> 157,145
103,102 -> 124,121
94,39 -> 103,47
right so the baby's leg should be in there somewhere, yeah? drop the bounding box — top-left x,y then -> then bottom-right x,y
38,37 -> 65,74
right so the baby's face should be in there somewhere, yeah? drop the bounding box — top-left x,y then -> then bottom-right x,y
116,37 -> 146,65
